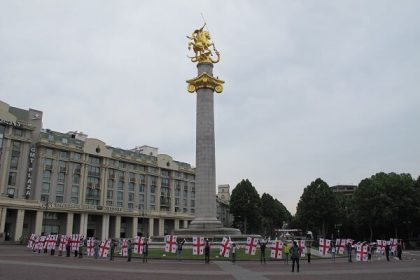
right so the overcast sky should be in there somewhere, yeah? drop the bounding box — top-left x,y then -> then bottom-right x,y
1,0 -> 419,214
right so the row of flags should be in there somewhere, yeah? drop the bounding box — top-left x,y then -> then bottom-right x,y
27,233 -> 399,262
318,238 -> 400,262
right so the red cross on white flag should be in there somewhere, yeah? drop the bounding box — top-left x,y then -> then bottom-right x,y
27,234 -> 36,249
86,238 -> 95,256
192,236 -> 205,255
99,240 -> 110,258
219,237 -> 231,258
134,236 -> 145,254
58,236 -> 67,252
71,234 -> 81,251
165,235 -> 177,253
270,240 -> 283,259
376,240 -> 385,254
356,244 -> 368,261
390,238 -> 398,253
319,238 -> 331,256
297,240 -> 306,257
120,239 -> 128,256
244,237 -> 259,255
46,235 -> 58,250
336,239 -> 346,255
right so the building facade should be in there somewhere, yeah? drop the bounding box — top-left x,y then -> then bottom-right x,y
0,100 -> 197,241
216,184 -> 233,228
330,184 -> 358,198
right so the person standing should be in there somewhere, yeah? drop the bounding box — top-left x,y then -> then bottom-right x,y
231,242 -> 237,263
78,238 -> 84,258
385,243 -> 390,261
93,238 -> 99,259
65,238 -> 71,257
127,240 -> 132,262
204,239 -> 210,264
331,243 -> 336,262
290,241 -> 301,273
283,242 -> 290,264
259,239 -> 267,264
143,239 -> 149,263
346,242 -> 352,262
397,242 -> 402,260
110,239 -> 115,261
176,238 -> 186,261
306,244 -> 312,263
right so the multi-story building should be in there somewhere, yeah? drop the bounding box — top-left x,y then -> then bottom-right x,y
0,100 -> 196,241
216,184 -> 233,228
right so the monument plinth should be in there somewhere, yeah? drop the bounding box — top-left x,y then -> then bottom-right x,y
175,23 -> 240,237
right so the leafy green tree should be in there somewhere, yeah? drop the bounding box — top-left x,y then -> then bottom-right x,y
260,193 -> 291,237
295,178 -> 338,238
230,179 -> 262,234
353,172 -> 419,240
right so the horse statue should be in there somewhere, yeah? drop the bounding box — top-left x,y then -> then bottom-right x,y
187,23 -> 220,63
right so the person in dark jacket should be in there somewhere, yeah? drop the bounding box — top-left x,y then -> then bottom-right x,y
290,241 -> 301,272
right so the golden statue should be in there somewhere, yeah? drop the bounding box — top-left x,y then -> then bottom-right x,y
187,23 -> 220,64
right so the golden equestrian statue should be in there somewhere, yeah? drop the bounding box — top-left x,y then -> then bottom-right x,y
187,23 -> 220,64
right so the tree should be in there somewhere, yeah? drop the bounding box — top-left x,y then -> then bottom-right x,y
353,172 -> 419,240
260,193 -> 291,237
230,179 -> 262,234
295,178 -> 338,238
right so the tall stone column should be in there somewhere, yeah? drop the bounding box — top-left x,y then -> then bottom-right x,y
0,207 -> 7,234
14,209 -> 25,241
101,214 -> 110,240
35,210 -> 44,236
174,219 -> 180,231
66,213 -> 74,235
132,217 -> 138,238
158,218 -> 164,236
79,213 -> 88,237
114,215 -> 121,238
148,218 -> 154,237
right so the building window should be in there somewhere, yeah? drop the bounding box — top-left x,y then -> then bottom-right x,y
128,203 -> 133,209
73,153 -> 81,160
56,184 -> 64,194
107,190 -> 113,200
62,138 -> 68,144
72,174 -> 80,185
150,186 -> 156,194
128,182 -> 135,191
118,181 -> 124,190
42,182 -> 50,194
8,172 -> 17,186
71,197 -> 79,204
45,148 -> 53,157
59,161 -> 67,173
190,200 -> 195,207
138,204 -> 144,210
183,199 -> 188,207
13,128 -> 23,137
139,194 -> 144,203
139,184 -> 145,193
106,200 -> 113,206
73,163 -> 81,174
150,195 -> 155,203
55,196 -> 64,203
48,134 -> 54,141
88,165 -> 100,177
58,172 -> 65,183
44,158 -> 53,171
128,192 -> 134,202
107,179 -> 114,189
43,170 -> 51,181
117,201 -> 123,207
10,141 -> 21,169
117,191 -> 123,201
149,205 -> 155,210
175,198 -> 180,206
88,156 -> 100,165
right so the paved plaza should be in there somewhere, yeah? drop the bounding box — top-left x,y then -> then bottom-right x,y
0,245 -> 419,280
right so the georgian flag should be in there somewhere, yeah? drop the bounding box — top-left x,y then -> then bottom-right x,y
319,238 -> 331,256
245,237 -> 259,255
356,244 -> 368,261
120,239 -> 128,256
27,234 -> 36,249
33,236 -> 42,250
219,237 -> 231,258
71,234 -> 81,251
390,238 -> 398,253
134,236 -> 145,254
38,236 -> 46,249
46,234 -> 58,250
336,239 -> 346,255
192,236 -> 205,255
58,236 -> 67,252
86,238 -> 95,256
99,240 -> 110,258
346,239 -> 354,245
165,235 -> 177,253
376,240 -> 386,254
297,240 -> 306,257
270,240 -> 283,259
